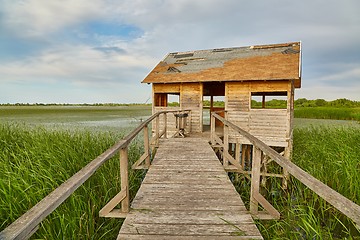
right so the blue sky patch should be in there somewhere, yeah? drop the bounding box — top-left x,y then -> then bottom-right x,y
84,21 -> 143,39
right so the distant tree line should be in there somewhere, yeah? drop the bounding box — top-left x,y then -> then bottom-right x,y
202,100 -> 225,107
251,98 -> 360,108
1,98 -> 359,108
294,98 -> 360,108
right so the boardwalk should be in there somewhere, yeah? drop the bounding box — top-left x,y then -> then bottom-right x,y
117,137 -> 263,239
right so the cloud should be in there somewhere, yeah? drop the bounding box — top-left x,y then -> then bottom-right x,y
0,0 -> 359,103
315,66 -> 360,87
2,0 -> 106,37
0,43 -> 154,86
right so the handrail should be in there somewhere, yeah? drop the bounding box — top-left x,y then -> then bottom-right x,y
211,112 -> 360,227
0,110 -> 190,240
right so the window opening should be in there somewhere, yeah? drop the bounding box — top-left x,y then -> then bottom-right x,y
168,94 -> 180,107
251,92 -> 287,109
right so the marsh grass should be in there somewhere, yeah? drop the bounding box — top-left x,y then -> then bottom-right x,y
232,126 -> 360,239
295,107 -> 360,121
2,105 -> 360,239
0,122 -> 146,239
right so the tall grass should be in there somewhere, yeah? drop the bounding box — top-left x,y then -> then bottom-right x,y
0,122 -> 145,239
232,126 -> 360,239
2,120 -> 360,239
295,107 -> 360,121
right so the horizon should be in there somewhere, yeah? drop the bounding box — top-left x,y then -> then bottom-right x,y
1,97 -> 359,106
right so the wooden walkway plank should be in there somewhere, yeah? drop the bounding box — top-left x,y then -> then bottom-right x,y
120,223 -> 262,237
117,137 -> 263,239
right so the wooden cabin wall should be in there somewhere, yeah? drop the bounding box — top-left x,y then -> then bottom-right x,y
152,83 -> 181,137
226,81 -> 250,134
226,81 -> 292,147
153,106 -> 181,137
180,83 -> 202,132
152,83 -> 202,136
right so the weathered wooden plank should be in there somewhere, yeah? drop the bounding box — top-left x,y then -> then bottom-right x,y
133,190 -> 244,202
139,183 -> 236,190
117,235 -> 263,240
153,83 -> 181,93
152,158 -> 221,163
131,202 -> 247,211
120,223 -> 262,236
250,110 -> 287,117
122,210 -> 254,225
153,153 -> 219,159
135,187 -> 243,197
149,165 -> 223,171
142,175 -> 231,184
131,197 -> 246,208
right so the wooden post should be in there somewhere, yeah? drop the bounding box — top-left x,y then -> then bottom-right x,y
241,145 -> 246,169
250,146 -> 261,214
155,115 -> 160,147
144,125 -> 150,167
235,141 -> 240,165
283,80 -> 295,189
262,95 -> 266,108
246,146 -> 251,168
120,147 -> 129,213
223,111 -> 229,167
235,140 -> 241,181
163,113 -> 167,139
211,113 -> 215,145
210,95 -> 214,125
188,111 -> 192,133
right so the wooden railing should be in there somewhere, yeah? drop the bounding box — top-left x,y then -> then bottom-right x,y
211,112 -> 360,227
0,110 -> 190,240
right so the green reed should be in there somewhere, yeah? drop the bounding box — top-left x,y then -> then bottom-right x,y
295,107 -> 360,121
232,126 -> 360,239
0,122 -> 145,239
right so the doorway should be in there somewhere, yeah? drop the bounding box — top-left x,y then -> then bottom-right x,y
202,82 -> 225,131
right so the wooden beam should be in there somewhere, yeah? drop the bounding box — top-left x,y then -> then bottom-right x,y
241,145 -> 246,169
99,189 -> 127,217
223,152 -> 243,171
250,147 -> 261,214
235,141 -> 240,166
155,115 -> 160,147
120,148 -> 129,213
132,152 -> 150,170
223,112 -> 229,167
163,113 -> 167,139
144,125 -> 150,167
210,113 -> 215,144
254,193 -> 280,219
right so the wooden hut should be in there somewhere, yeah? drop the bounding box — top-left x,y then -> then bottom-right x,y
142,42 -> 301,155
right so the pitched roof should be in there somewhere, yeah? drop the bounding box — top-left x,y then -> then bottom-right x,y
142,42 -> 301,88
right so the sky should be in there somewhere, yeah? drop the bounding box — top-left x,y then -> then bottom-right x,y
0,0 -> 359,104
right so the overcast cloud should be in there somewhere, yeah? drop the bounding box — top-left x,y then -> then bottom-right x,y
0,0 -> 359,103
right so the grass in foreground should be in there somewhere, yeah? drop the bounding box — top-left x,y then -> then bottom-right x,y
2,122 -> 360,239
0,122 -> 145,239
233,126 -> 360,239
